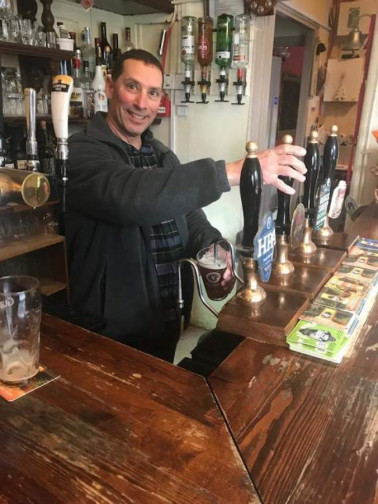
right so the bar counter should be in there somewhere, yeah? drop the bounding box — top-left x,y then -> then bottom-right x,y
0,315 -> 259,504
208,201 -> 378,504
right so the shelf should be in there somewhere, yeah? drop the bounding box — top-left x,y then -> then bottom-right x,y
0,41 -> 73,60
0,234 -> 65,262
0,200 -> 59,217
40,279 -> 67,296
4,115 -> 86,125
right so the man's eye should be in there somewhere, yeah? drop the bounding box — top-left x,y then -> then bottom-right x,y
126,82 -> 137,91
149,89 -> 162,98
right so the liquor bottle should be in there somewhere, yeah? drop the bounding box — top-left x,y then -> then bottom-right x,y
180,16 -> 196,103
231,14 -> 250,105
94,37 -> 102,62
197,16 -> 213,104
39,120 -> 56,175
215,14 -> 233,68
91,58 -> 108,113
81,26 -> 96,78
215,13 -> 233,102
81,61 -> 94,119
100,22 -> 112,67
124,27 -> 135,52
113,33 -> 121,63
70,57 -> 84,117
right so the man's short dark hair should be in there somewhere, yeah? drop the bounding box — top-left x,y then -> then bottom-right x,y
111,49 -> 164,82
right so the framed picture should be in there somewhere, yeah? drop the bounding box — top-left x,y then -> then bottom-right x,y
337,0 -> 377,36
323,58 -> 365,102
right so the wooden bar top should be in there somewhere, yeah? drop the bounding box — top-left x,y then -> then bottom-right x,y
209,299 -> 378,504
209,202 -> 378,504
0,315 -> 259,504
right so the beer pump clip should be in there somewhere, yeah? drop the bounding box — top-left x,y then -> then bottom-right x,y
51,74 -> 73,227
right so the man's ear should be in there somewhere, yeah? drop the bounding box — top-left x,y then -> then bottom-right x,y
105,75 -> 113,99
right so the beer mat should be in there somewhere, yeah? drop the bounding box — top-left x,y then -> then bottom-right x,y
0,366 -> 59,402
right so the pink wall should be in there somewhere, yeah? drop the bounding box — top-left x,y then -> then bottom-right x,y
282,46 -> 306,76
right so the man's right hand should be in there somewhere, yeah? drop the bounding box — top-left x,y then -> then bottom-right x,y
226,143 -> 307,194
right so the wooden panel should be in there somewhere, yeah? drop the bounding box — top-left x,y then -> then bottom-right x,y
0,315 -> 259,504
209,300 -> 378,504
0,234 -> 65,261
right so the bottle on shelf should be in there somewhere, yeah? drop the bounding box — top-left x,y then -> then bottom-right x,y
197,16 -> 213,104
231,13 -> 250,105
69,31 -> 78,50
57,22 -> 70,39
81,26 -> 96,78
215,13 -> 233,102
100,22 -> 112,69
39,120 -> 56,176
124,27 -> 135,52
70,57 -> 84,117
91,57 -> 108,114
81,61 -> 94,119
113,33 -> 121,63
180,16 -> 196,103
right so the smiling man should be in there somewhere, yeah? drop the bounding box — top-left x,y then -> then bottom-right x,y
66,49 -> 306,362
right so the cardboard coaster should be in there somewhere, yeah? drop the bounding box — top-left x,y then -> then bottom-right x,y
0,366 -> 59,402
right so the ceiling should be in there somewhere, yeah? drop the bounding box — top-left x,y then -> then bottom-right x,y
68,0 -> 173,16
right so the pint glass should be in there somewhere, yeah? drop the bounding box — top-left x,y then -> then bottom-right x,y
0,276 -> 41,384
196,244 -> 233,301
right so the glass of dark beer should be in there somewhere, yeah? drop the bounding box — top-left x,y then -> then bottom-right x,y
197,244 -> 232,301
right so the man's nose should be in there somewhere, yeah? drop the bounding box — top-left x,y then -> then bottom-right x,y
134,90 -> 148,109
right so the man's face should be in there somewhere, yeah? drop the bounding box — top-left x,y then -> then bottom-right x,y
106,59 -> 163,143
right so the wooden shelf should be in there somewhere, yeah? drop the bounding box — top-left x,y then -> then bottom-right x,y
40,278 -> 67,296
0,41 -> 73,60
0,234 -> 65,262
0,200 -> 59,217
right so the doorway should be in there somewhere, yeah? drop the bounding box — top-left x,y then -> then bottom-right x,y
268,13 -> 316,149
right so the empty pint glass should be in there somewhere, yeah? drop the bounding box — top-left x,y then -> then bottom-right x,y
0,276 -> 41,384
197,244 -> 232,301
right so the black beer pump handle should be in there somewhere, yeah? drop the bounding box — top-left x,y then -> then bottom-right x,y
323,124 -> 339,210
303,129 -> 320,214
276,134 -> 295,236
240,141 -> 263,251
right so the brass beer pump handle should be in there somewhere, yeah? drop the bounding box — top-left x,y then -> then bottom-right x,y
177,259 -> 219,319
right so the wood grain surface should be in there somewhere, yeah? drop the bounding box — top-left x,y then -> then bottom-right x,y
209,203 -> 378,504
209,300 -> 378,504
0,315 -> 260,504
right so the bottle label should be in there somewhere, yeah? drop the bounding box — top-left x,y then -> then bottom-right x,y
181,35 -> 195,55
71,87 -> 83,104
94,89 -> 108,112
216,51 -> 231,61
314,179 -> 331,230
17,159 -> 27,170
198,35 -> 211,60
253,212 -> 276,283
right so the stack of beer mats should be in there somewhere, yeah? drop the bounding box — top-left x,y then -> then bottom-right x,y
287,238 -> 378,363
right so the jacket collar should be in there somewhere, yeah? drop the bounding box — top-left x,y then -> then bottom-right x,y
86,112 -> 169,153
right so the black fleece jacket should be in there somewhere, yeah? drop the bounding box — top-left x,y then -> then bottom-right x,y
66,112 -> 231,343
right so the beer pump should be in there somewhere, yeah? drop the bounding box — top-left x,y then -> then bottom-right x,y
215,13 -> 233,102
316,125 -> 339,239
196,16 -> 213,104
181,16 -> 196,104
299,130 -> 320,256
24,88 -> 40,173
51,74 -> 73,230
236,141 -> 266,305
272,135 -> 295,276
231,14 -> 250,106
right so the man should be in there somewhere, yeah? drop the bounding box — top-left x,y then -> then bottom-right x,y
66,49 -> 306,362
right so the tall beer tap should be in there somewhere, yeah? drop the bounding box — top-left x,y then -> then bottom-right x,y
236,141 -> 266,305
273,134 -> 295,276
317,125 -> 339,238
51,74 -> 73,231
299,130 -> 320,255
24,88 -> 39,173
